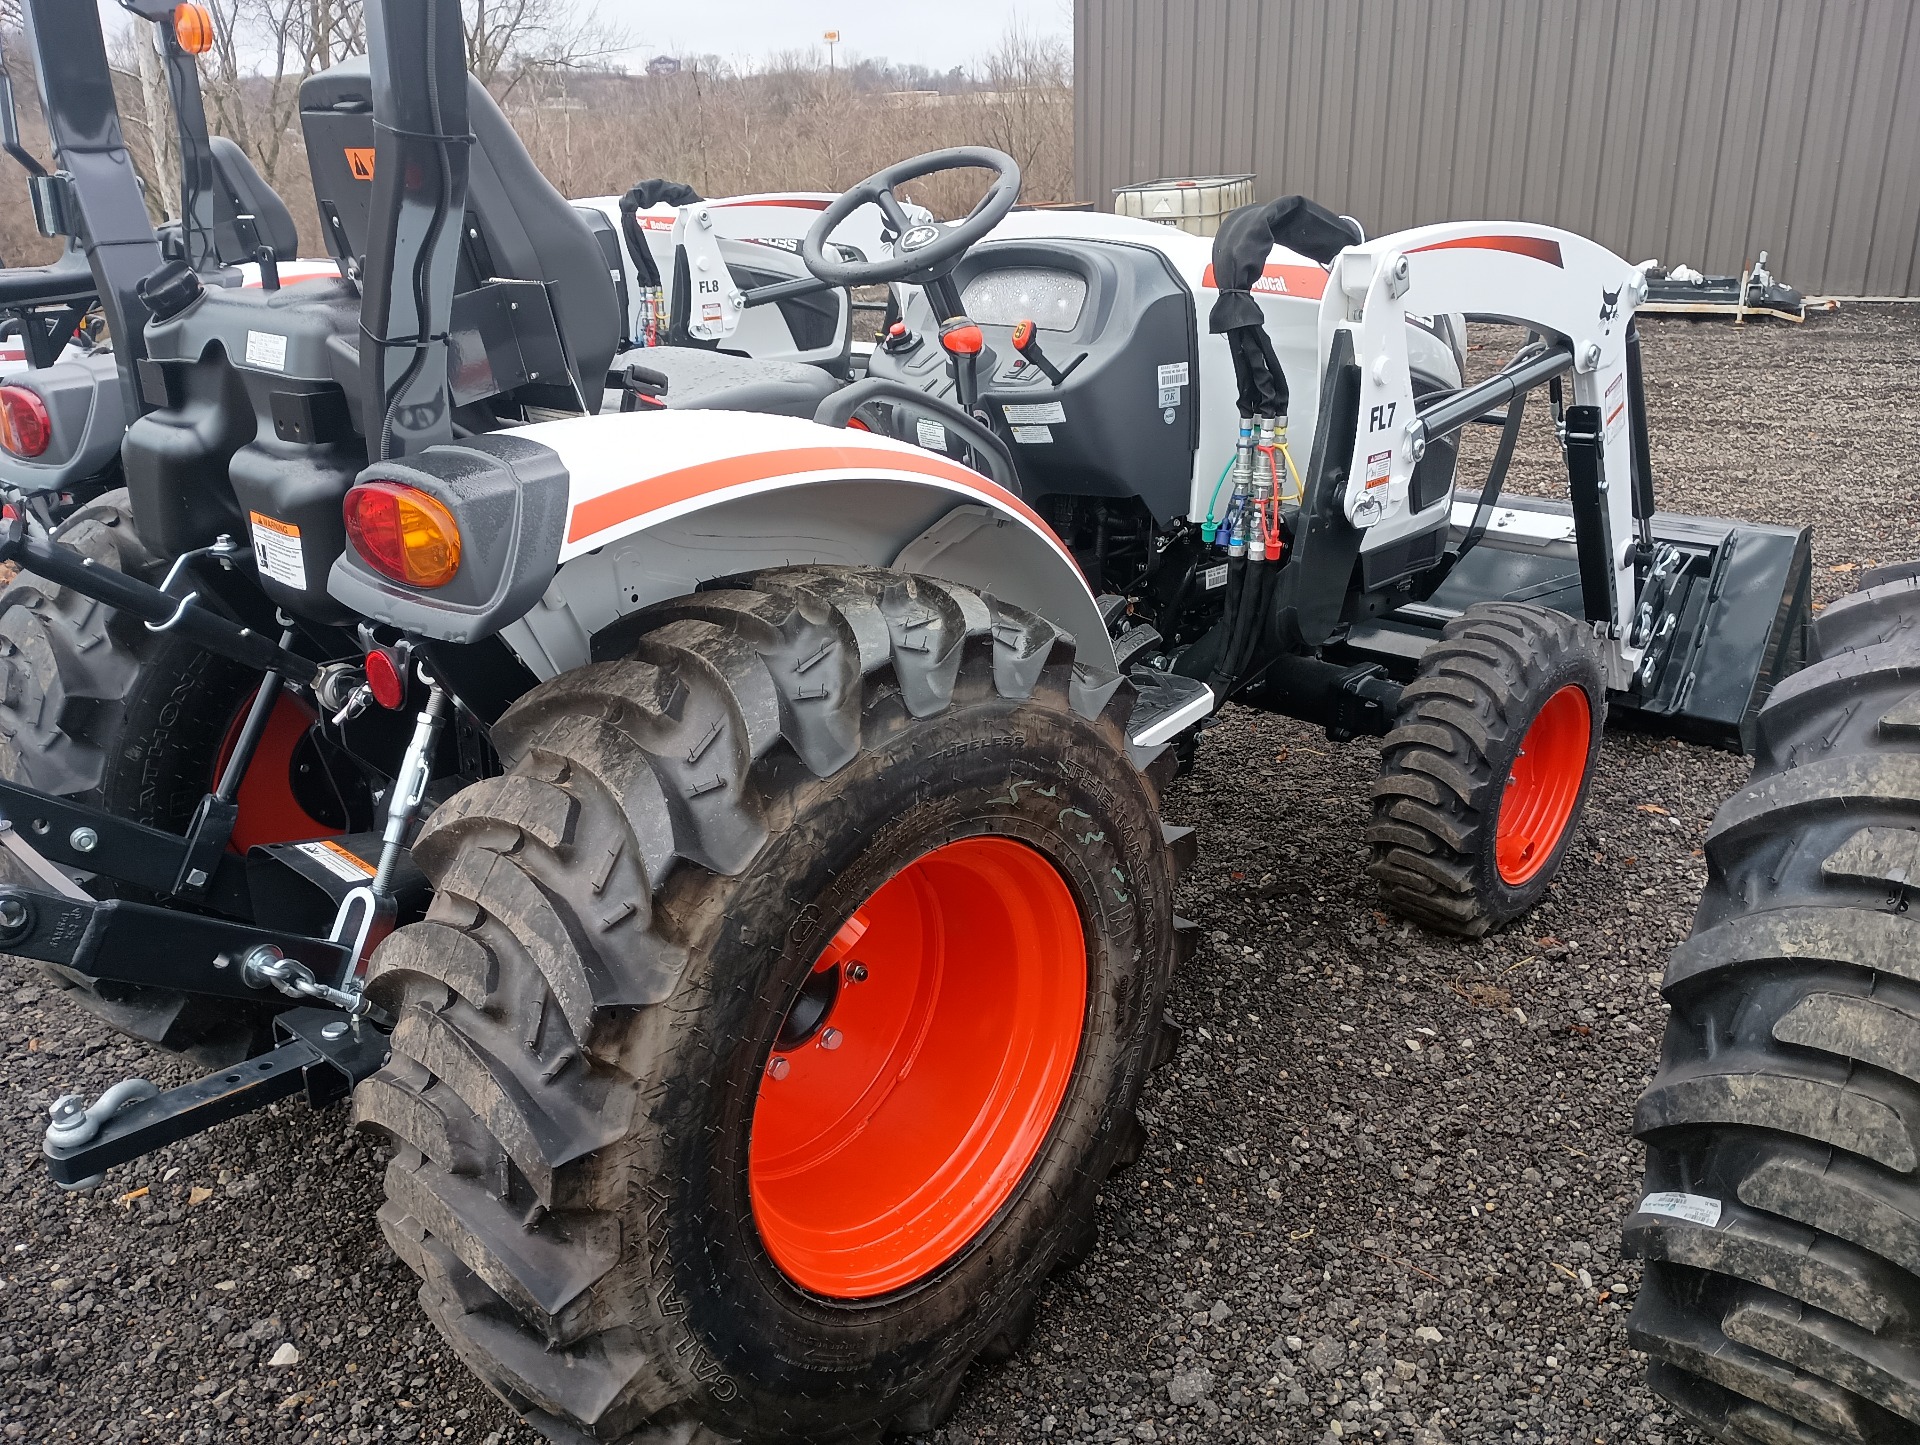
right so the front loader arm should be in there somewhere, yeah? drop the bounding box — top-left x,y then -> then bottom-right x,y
1320,223 -> 1648,667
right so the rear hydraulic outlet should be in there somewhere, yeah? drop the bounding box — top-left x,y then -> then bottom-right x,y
1224,421 -> 1255,559
1204,420 -> 1255,546
1248,415 -> 1276,563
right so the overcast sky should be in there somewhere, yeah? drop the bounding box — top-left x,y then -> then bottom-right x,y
589,1 -> 1073,71
95,1 -> 1074,74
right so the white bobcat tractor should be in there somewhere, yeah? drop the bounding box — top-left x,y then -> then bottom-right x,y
0,1 -> 1814,1441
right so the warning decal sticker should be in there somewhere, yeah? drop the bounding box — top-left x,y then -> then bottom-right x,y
249,512 -> 307,589
1365,449 -> 1393,489
296,838 -> 377,882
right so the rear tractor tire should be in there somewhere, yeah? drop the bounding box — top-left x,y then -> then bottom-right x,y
0,490 -> 349,1063
1625,573 -> 1920,1445
354,566 -> 1185,1444
1366,601 -> 1605,937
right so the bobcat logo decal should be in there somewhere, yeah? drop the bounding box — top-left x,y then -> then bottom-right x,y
1599,286 -> 1621,323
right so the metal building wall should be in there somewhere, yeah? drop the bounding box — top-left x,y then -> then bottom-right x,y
1074,0 -> 1920,297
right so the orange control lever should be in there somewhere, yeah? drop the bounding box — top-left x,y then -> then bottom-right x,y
938,319 -> 984,356
1008,319 -> 1068,385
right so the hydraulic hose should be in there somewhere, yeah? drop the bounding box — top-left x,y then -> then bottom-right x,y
1228,560 -> 1275,684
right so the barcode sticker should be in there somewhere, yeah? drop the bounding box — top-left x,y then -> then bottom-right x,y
1638,1191 -> 1722,1227
1203,563 -> 1229,590
249,512 -> 306,588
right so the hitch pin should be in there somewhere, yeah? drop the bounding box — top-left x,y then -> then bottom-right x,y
239,942 -> 389,1023
330,684 -> 372,727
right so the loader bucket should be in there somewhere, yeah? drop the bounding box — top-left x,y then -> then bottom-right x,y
1345,493 -> 1812,754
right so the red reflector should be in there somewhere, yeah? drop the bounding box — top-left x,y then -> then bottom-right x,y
0,386 -> 51,459
939,322 -> 984,356
365,648 -> 406,709
343,482 -> 462,588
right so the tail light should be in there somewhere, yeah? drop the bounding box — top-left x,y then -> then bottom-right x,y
344,482 -> 462,588
0,386 -> 51,459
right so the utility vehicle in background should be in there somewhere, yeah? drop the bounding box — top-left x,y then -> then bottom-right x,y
0,1 -> 1816,1441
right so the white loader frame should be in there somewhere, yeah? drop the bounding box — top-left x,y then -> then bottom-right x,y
1324,222 -> 1651,686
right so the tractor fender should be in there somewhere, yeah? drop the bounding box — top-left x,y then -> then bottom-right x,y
331,409 -> 1111,680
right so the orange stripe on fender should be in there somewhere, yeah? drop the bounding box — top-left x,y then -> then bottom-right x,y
1408,235 -> 1565,267
1199,262 -> 1328,300
566,444 -> 1059,546
713,197 -> 831,210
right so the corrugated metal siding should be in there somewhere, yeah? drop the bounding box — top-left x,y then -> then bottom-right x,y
1075,0 -> 1920,296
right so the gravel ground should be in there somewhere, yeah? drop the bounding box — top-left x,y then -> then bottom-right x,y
2,303 -> 1915,1444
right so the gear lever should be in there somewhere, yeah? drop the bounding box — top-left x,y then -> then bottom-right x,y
1010,320 -> 1083,386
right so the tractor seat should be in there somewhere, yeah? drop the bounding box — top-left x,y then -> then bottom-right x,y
608,346 -> 842,419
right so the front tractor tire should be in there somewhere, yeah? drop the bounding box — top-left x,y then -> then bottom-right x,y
1366,601 -> 1606,937
354,567 -> 1182,1444
1625,573 -> 1920,1445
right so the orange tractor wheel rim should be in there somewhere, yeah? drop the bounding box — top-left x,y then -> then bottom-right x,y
1496,683 -> 1592,886
749,836 -> 1087,1299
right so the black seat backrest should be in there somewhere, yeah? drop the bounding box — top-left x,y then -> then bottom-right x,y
209,137 -> 300,260
298,60 -> 618,409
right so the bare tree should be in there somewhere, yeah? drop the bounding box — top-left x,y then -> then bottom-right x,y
463,0 -> 630,98
199,0 -> 364,183
8,1 -> 1079,270
974,26 -> 1073,207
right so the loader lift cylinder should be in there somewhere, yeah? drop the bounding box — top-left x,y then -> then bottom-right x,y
1563,405 -> 1617,626
1624,322 -> 1657,558
1408,342 -> 1572,450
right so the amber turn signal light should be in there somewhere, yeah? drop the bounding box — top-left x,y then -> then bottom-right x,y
0,385 -> 51,458
172,3 -> 215,55
343,482 -> 462,588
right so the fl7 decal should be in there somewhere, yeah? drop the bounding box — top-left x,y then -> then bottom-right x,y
1369,402 -> 1398,432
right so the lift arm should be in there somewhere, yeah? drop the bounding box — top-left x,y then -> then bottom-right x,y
1317,222 -> 1649,672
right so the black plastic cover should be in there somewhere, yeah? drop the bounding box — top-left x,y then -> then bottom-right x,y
326,431 -> 570,643
1207,197 -> 1358,331
1207,196 -> 1357,419
617,179 -> 702,288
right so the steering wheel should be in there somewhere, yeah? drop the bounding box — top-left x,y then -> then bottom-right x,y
801,147 -> 1021,287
